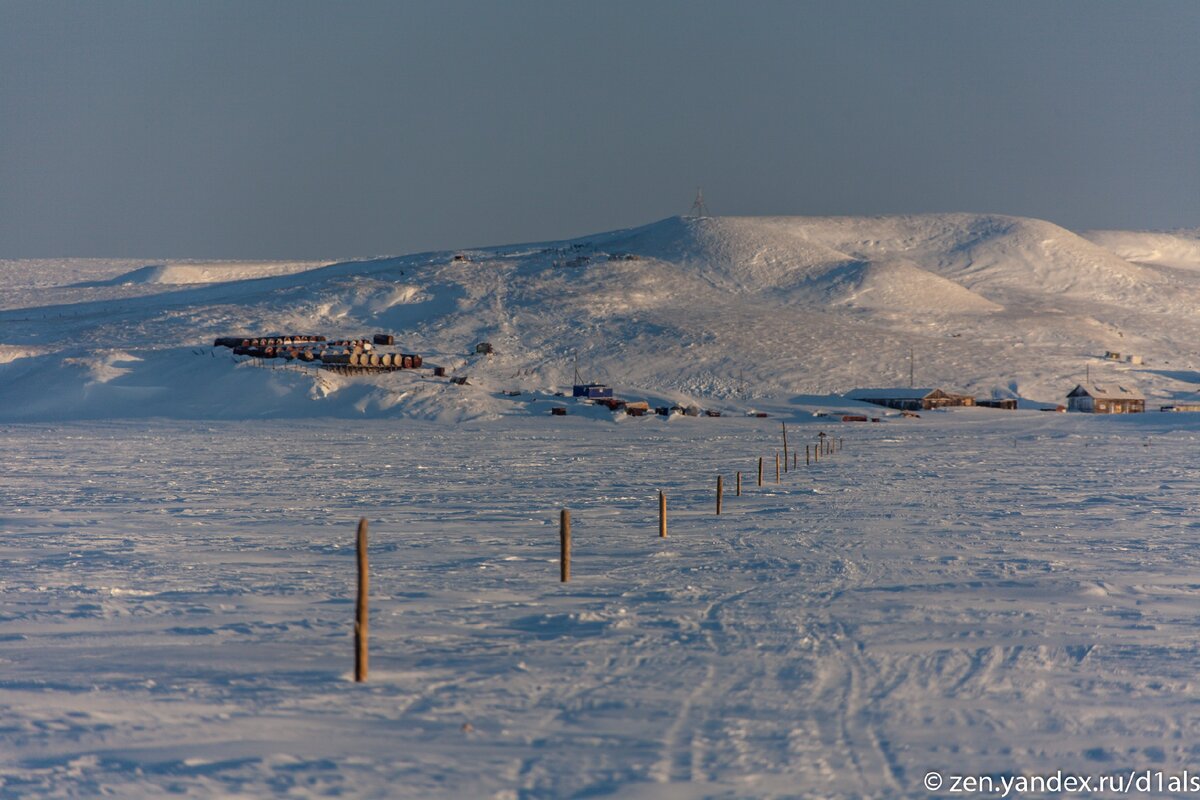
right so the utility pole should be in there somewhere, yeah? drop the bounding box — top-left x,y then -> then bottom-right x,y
909,345 -> 914,388
689,188 -> 709,218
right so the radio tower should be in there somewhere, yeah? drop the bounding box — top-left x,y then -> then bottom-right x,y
689,188 -> 709,218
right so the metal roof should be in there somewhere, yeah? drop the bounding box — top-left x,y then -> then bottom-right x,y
1067,383 -> 1144,401
844,387 -> 938,401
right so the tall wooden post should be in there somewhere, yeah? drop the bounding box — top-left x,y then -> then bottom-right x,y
659,491 -> 667,538
736,471 -> 742,496
775,453 -> 780,483
806,445 -> 810,466
782,422 -> 789,473
355,517 -> 369,683
793,451 -> 797,469
716,475 -> 723,515
757,457 -> 763,486
560,509 -> 571,582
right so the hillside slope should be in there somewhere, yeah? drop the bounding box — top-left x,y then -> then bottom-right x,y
3,214 -> 1200,420
1082,228 -> 1200,271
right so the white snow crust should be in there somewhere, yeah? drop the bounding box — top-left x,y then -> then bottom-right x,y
3,214 -> 1200,421
5,215 -> 1200,796
4,414 -> 1200,797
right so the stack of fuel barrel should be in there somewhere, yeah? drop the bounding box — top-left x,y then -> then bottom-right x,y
214,335 -> 421,371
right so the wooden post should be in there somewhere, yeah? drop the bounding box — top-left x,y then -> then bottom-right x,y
560,509 -> 571,582
736,471 -> 742,496
355,517 -> 368,683
814,442 -> 820,462
793,451 -> 797,469
775,453 -> 780,483
782,422 -> 789,473
716,475 -> 723,515
806,445 -> 810,466
758,457 -> 763,486
659,491 -> 667,538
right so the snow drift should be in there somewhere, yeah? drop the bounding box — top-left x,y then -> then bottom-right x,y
3,213 -> 1200,420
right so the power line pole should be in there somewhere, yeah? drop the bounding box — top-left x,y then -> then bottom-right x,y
689,188 -> 709,217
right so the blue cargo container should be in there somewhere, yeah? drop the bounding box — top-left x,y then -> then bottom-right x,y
572,383 -> 613,399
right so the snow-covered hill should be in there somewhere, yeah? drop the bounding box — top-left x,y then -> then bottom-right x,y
1082,227 -> 1200,271
3,214 -> 1200,420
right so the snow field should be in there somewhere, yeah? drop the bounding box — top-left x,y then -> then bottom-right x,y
4,412 -> 1200,797
9,215 -> 1200,425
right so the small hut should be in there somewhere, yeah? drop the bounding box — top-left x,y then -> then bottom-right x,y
572,383 -> 613,399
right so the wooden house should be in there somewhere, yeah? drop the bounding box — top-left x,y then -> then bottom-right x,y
1066,383 -> 1144,414
845,387 -> 976,411
977,398 -> 1018,410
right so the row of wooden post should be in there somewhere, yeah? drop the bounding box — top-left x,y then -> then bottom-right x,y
559,428 -> 845,581
352,429 -> 847,680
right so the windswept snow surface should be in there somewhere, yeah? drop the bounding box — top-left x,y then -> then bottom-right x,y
1082,228 -> 1200,272
7,222 -> 1200,796
5,214 -> 1200,420
4,413 -> 1200,798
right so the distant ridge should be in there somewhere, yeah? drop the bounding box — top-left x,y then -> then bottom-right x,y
3,213 -> 1200,420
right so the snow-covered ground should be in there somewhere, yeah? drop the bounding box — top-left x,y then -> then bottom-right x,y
5,214 -> 1200,421
6,220 -> 1200,797
4,411 -> 1200,798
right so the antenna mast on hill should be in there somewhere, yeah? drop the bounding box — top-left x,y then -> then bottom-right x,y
689,188 -> 709,218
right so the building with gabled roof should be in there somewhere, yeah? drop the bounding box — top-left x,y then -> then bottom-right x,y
844,387 -> 975,411
1066,383 -> 1144,414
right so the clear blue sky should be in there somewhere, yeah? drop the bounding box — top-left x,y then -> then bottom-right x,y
2,1 -> 1197,258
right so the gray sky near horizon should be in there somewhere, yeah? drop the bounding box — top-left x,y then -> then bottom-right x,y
1,1 -> 1197,259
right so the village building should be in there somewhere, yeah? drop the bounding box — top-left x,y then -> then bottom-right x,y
844,387 -> 976,411
572,383 -> 613,399
1065,383 -> 1145,414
